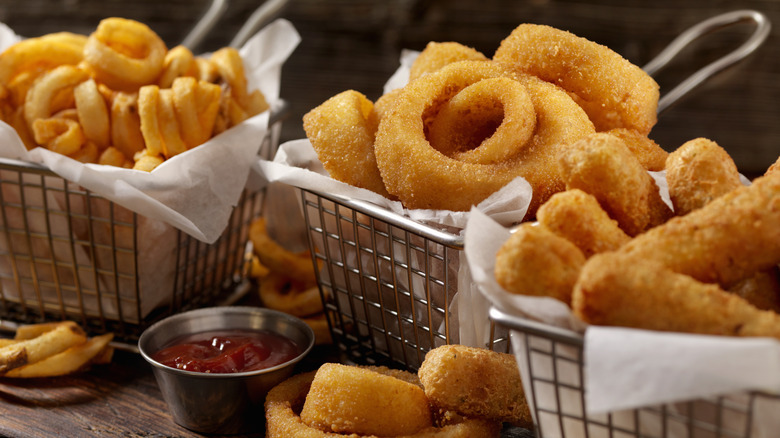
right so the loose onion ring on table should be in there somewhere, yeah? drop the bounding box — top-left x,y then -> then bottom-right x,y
265,366 -> 501,438
374,60 -> 594,215
493,23 -> 660,135
82,17 -> 167,92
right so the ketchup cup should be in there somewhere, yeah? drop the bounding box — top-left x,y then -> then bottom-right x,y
138,306 -> 315,434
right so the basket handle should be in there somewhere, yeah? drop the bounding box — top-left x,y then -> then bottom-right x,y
179,0 -> 289,50
643,9 -> 771,114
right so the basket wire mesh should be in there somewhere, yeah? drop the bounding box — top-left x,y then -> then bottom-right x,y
0,104 -> 288,343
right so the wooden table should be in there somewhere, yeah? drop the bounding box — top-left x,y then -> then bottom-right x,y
0,343 -> 341,437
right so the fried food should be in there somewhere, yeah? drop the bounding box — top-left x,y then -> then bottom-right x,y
728,268 -> 780,313
0,321 -> 87,374
409,41 -> 488,81
604,128 -> 668,171
250,218 -> 317,287
617,171 -> 780,289
265,367 -> 501,438
557,132 -> 673,236
259,272 -> 323,318
494,222 -> 585,305
0,18 -> 268,170
374,60 -> 593,213
82,17 -> 167,91
493,23 -> 660,135
300,363 -> 433,436
572,253 -> 780,338
767,155 -> 779,175
536,189 -> 630,258
665,137 -> 742,216
302,90 -> 390,197
4,333 -> 113,378
419,344 -> 532,428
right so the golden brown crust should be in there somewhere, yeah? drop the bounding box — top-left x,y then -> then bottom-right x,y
419,345 -> 532,429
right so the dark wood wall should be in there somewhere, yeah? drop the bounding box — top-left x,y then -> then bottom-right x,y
2,0 -> 779,176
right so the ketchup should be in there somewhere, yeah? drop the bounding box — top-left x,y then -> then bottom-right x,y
152,329 -> 301,373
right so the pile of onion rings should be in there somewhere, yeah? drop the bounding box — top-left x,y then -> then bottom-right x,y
0,17 -> 269,171
303,24 -> 667,218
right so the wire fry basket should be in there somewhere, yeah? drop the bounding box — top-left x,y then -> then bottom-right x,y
489,308 -> 780,438
0,105 -> 288,343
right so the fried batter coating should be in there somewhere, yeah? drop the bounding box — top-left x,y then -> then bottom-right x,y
302,90 -> 391,198
375,60 -> 593,214
573,253 -> 780,338
494,223 -> 585,305
419,344 -> 532,429
494,23 -> 659,134
665,138 -> 742,216
300,363 -> 433,436
604,128 -> 668,171
265,369 -> 500,438
618,171 -> 780,289
409,41 -> 488,81
557,132 -> 673,236
728,268 -> 780,313
536,189 -> 630,258
767,155 -> 780,175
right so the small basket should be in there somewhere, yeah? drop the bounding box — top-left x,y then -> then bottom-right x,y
298,189 -> 510,370
489,307 -> 780,438
0,105 -> 288,343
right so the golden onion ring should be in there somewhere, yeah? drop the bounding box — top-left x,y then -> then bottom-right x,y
83,17 -> 166,91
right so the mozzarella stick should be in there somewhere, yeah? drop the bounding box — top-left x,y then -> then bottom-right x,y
536,189 -> 630,258
665,138 -> 742,216
572,253 -> 780,338
618,171 -> 780,288
494,223 -> 585,305
557,132 -> 673,236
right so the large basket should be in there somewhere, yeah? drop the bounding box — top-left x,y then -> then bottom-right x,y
490,308 -> 780,438
0,105 -> 288,344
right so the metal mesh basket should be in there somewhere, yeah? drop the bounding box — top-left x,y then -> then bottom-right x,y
298,188 -> 510,370
490,307 -> 780,438
0,105 -> 287,343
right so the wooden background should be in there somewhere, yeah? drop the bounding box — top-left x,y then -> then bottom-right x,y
0,0 -> 778,176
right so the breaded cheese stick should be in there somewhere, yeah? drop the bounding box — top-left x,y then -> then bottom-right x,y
618,170 -> 780,289
536,189 -> 630,258
665,138 -> 742,216
494,223 -> 585,305
572,253 -> 780,338
419,344 -> 532,428
557,132 -> 673,236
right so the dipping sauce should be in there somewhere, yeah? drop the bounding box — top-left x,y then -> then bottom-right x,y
152,329 -> 301,373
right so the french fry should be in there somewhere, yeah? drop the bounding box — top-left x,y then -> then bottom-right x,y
0,322 -> 87,374
0,339 -> 19,348
4,333 -> 113,378
14,320 -> 80,340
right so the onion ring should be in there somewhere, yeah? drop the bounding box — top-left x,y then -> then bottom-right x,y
409,41 -> 488,81
265,369 -> 501,438
74,78 -> 110,148
493,23 -> 659,134
300,363 -> 433,436
250,218 -> 318,287
374,60 -> 594,214
302,90 -> 391,198
426,76 -> 536,164
258,272 -> 324,318
23,64 -> 87,130
83,17 -> 167,91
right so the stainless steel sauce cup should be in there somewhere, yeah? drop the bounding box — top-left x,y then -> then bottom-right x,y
138,306 -> 315,434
